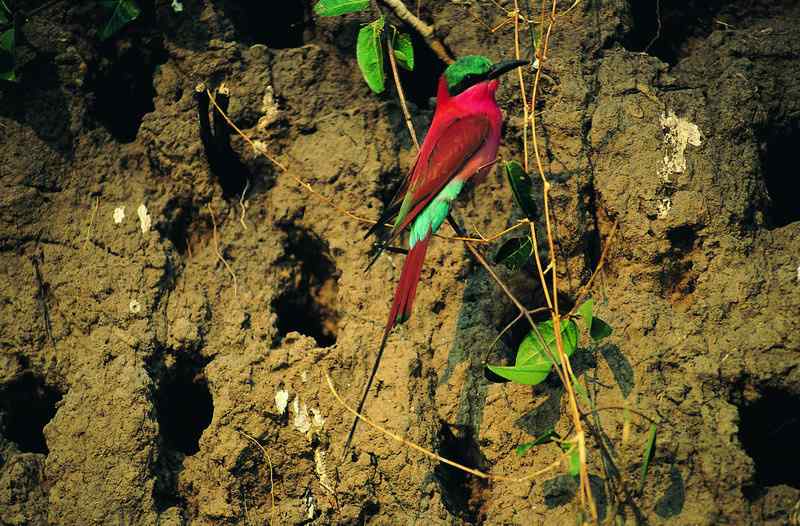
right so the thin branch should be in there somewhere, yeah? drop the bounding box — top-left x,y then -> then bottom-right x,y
239,431 -> 276,526
208,203 -> 238,297
567,219 -> 619,317
379,0 -> 454,63
387,28 -> 420,152
326,371 -> 561,482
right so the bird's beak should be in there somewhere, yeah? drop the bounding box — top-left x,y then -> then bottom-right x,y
487,59 -> 530,80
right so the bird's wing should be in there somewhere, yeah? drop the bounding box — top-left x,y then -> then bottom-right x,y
364,114 -> 491,269
384,113 -> 491,243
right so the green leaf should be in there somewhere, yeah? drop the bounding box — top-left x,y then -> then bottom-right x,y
590,317 -> 613,341
516,427 -> 560,456
494,236 -> 532,271
486,362 -> 553,385
313,0 -> 369,16
577,299 -> 593,334
560,442 -> 580,477
517,319 -> 578,367
571,373 -> 591,406
638,424 -> 657,492
505,160 -> 537,219
487,319 -> 578,386
515,442 -> 535,456
356,17 -> 385,94
99,0 -> 141,40
0,27 -> 15,82
0,0 -> 11,26
392,31 -> 414,71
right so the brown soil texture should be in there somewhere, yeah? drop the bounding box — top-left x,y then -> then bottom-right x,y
1,1 -> 799,524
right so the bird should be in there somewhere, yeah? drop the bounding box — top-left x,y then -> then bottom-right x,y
343,55 -> 528,455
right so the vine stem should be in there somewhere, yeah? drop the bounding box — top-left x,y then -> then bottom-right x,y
523,0 -> 598,520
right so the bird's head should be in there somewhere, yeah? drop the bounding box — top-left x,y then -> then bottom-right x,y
443,55 -> 529,96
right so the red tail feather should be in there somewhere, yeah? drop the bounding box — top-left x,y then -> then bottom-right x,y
342,233 -> 432,456
386,234 -> 431,332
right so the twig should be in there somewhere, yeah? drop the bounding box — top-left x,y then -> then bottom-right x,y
645,0 -> 662,53
239,431 -> 276,526
446,215 -> 568,388
239,178 -> 250,230
208,203 -> 238,297
567,219 -> 619,317
31,253 -> 56,350
326,371 -> 561,481
82,196 -> 99,250
379,0 -> 454,64
518,1 -> 597,519
387,28 -> 420,152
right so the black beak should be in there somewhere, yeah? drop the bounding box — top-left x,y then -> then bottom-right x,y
487,59 -> 529,80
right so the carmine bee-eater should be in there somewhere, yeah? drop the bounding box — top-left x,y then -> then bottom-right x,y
343,55 -> 528,454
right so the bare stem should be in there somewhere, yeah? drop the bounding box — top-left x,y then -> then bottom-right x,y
379,0 -> 454,63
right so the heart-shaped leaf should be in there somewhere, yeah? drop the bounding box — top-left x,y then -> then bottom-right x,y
356,17 -> 385,94
590,317 -> 612,341
392,31 -> 414,71
99,0 -> 141,40
487,319 -> 578,385
517,319 -> 578,367
494,236 -> 532,271
313,0 -> 369,16
505,160 -> 537,219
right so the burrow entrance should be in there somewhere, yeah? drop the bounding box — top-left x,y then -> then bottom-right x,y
153,353 -> 214,456
738,387 -> 800,495
87,37 -> 168,143
624,0 -> 727,64
760,121 -> 800,228
434,423 -> 489,524
0,373 -> 62,454
272,225 -> 340,347
218,0 -> 312,48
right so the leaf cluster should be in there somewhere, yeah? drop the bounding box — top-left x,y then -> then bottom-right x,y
486,299 -> 612,386
314,0 -> 414,93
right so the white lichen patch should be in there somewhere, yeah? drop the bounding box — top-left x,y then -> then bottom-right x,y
129,299 -> 142,313
291,397 -> 311,433
796,264 -> 800,284
257,86 -> 281,129
275,387 -> 289,415
658,110 -> 702,182
657,198 -> 672,219
314,448 -> 335,494
310,407 -> 325,429
113,207 -> 125,224
137,204 -> 152,234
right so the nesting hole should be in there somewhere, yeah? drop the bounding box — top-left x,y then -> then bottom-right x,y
739,387 -> 800,495
624,0 -> 727,64
272,226 -> 340,347
434,423 -> 488,523
220,0 -> 312,48
87,39 -> 167,142
0,373 -> 62,454
666,225 -> 697,253
154,355 -> 213,456
760,121 -> 800,228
